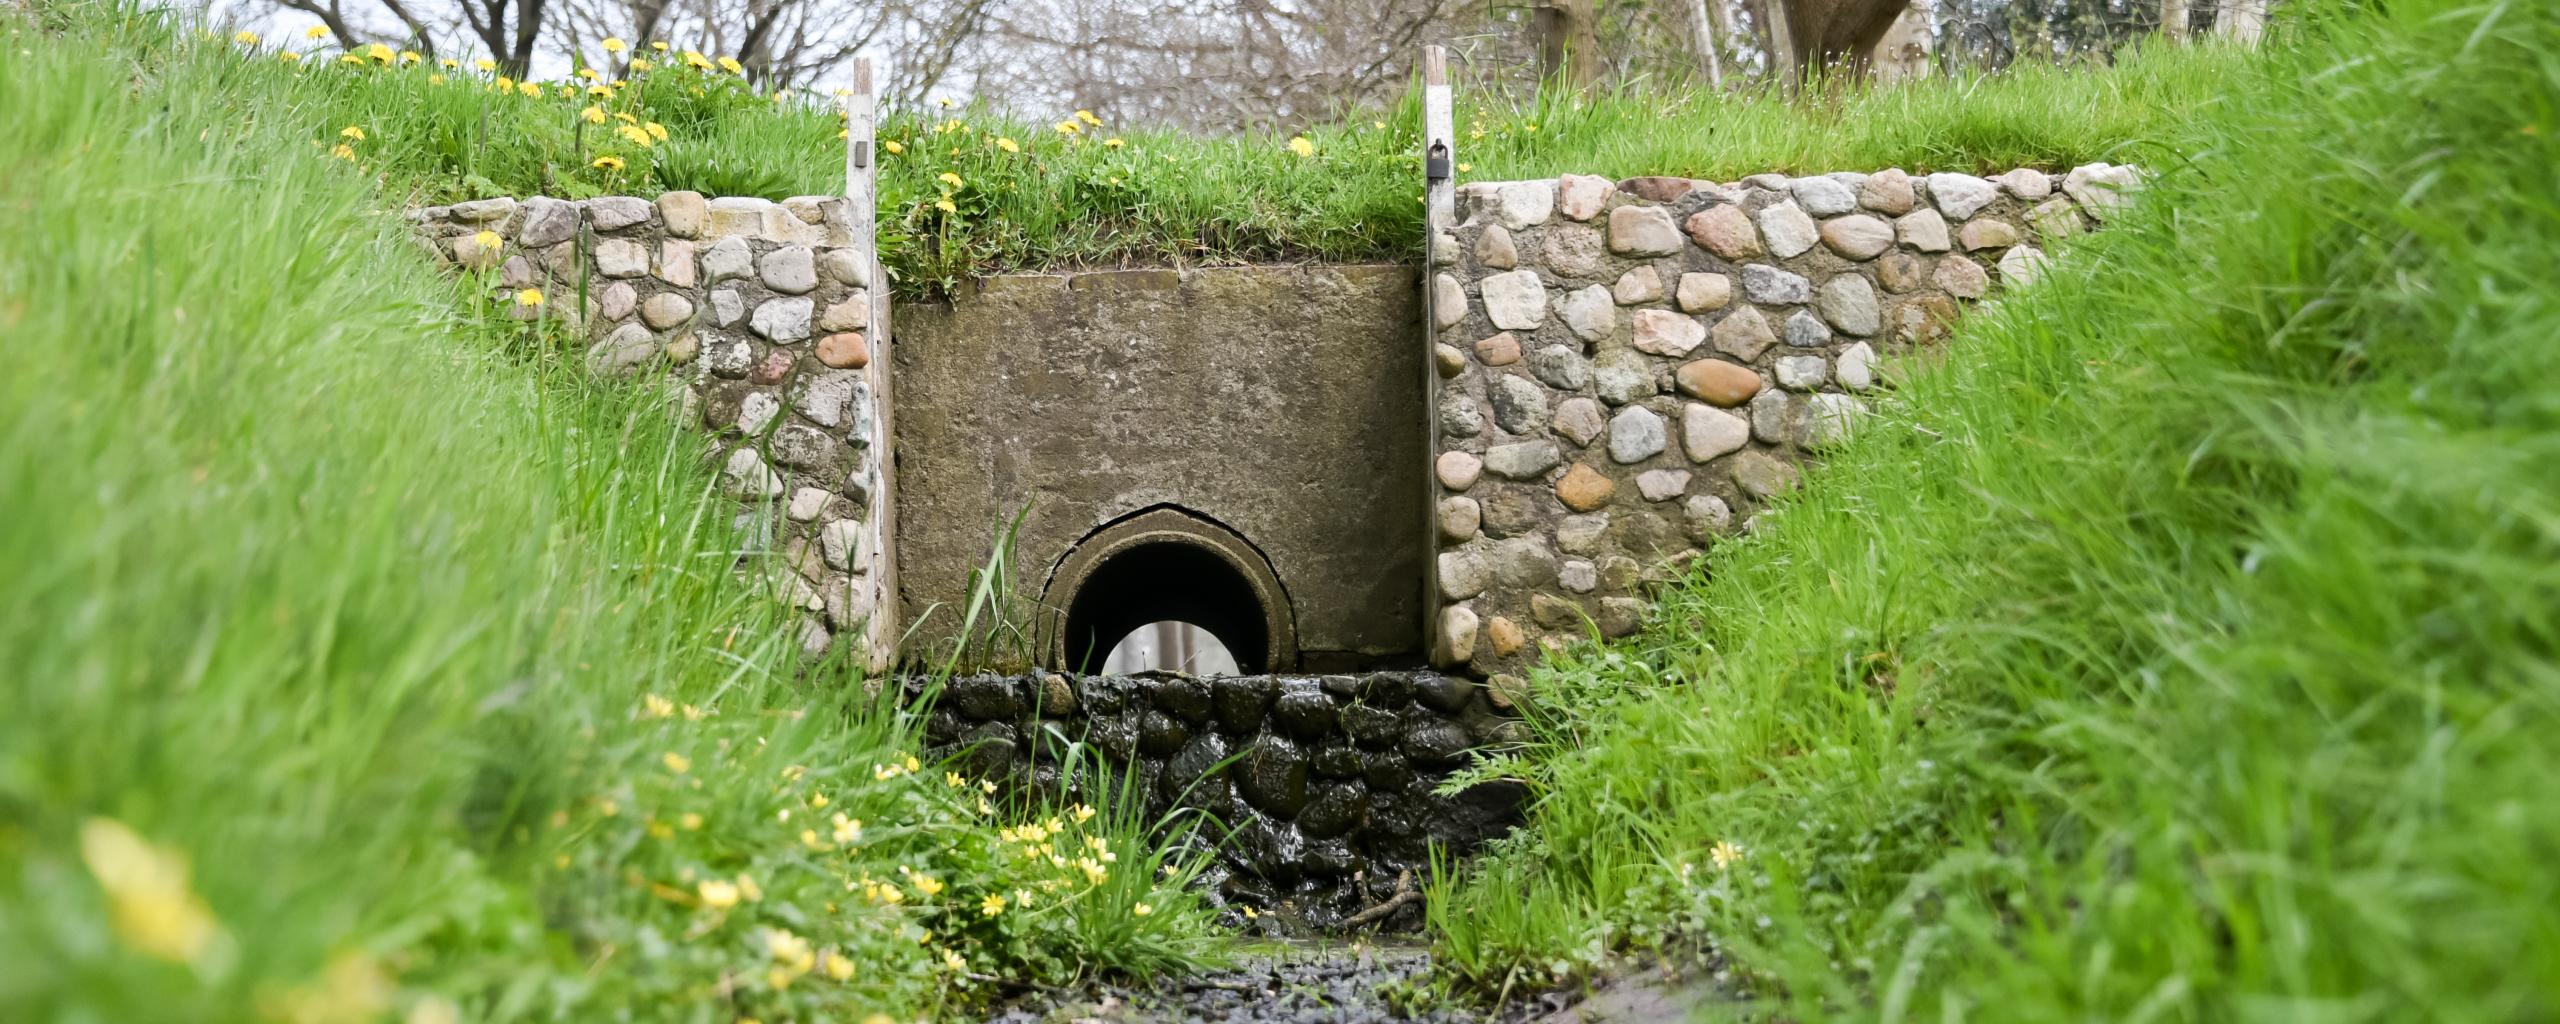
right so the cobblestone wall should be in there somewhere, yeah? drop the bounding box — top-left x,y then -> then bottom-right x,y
1426,165 -> 2141,680
410,193 -> 895,664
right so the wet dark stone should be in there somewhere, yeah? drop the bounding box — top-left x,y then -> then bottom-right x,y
1236,819 -> 1304,886
1035,672 -> 1077,717
1149,677 -> 1213,724
1087,712 -> 1137,760
1137,708 -> 1190,757
1405,719 -> 1473,768
1341,703 -> 1404,747
1081,677 -> 1129,715
1236,736 -> 1310,817
1210,675 -> 1275,734
1357,672 -> 1412,707
1271,680 -> 1338,740
1368,789 -> 1425,842
1361,750 -> 1412,791
1319,674 -> 1362,698
1297,782 -> 1368,840
1414,671 -> 1476,713
948,674 -> 1025,720
962,720 -> 1019,777
1300,838 -> 1362,877
1311,743 -> 1363,778
1161,732 -> 1233,813
1431,779 -> 1532,845
925,710 -> 966,744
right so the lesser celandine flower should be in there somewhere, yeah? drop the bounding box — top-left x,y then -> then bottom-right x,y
79,818 -> 223,964
979,893 -> 1006,916
1133,902 -> 1154,917
1710,839 -> 1745,871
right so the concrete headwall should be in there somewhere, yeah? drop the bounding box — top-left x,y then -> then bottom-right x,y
891,266 -> 1428,671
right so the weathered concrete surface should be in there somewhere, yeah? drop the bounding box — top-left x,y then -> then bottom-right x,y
893,265 -> 1427,669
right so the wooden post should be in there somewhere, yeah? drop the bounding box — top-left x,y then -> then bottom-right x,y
844,58 -> 900,675
1420,45 -> 1455,664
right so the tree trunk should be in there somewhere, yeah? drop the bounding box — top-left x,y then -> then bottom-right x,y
1872,0 -> 1930,83
2161,0 -> 2193,40
1689,0 -> 1726,88
2216,0 -> 2267,45
1535,0 -> 1602,91
1761,0 -> 1799,89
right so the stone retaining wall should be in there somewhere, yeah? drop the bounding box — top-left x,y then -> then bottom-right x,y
921,670 -> 1525,927
410,193 -> 896,664
1425,165 -> 2140,679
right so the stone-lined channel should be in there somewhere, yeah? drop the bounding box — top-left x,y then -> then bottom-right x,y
913,670 -> 1527,929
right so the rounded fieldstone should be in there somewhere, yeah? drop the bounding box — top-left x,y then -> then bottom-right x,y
1555,512 -> 1609,554
1271,682 -> 1338,740
1488,536 -> 1558,588
1475,332 -> 1522,366
1608,405 -> 1667,464
1433,273 -> 1468,329
1479,269 -> 1547,330
1312,743 -> 1363,778
1676,272 -> 1732,313
1632,309 -> 1706,357
1404,720 -> 1473,767
1297,783 -> 1368,840
1756,202 -> 1819,258
2000,245 -> 2050,286
1530,344 -> 1590,391
1790,175 -> 1858,216
1552,396 -> 1606,446
1150,678 -> 1213,724
961,721 -> 1019,778
1607,205 -> 1684,256
1960,218 -> 2023,251
1437,548 -> 1490,599
1712,307 -> 1777,361
1211,676 -> 1276,734
1435,343 -> 1468,378
1837,341 -> 1879,391
1684,204 -> 1763,260
1683,402 -> 1751,462
1684,494 -> 1735,539
1483,441 -> 1560,480
595,239 -> 648,278
599,281 -> 639,321
1676,359 -> 1761,406
1636,469 -> 1692,501
1556,173 -> 1613,220
1438,496 -> 1482,542
1613,265 -> 1664,305
751,348 -> 795,385
641,291 -> 694,329
1163,732 -> 1234,811
1559,559 -> 1598,592
1437,604 -> 1479,664
1138,708 -> 1190,756
1490,375 -> 1548,435
1742,264 -> 1811,305
1934,255 -> 1991,299
1729,450 -> 1801,499
1877,252 -> 1931,292
1439,394 -> 1485,438
1559,285 -> 1615,342
1999,167 -> 2055,201
1597,598 -> 1645,638
1436,450 -> 1483,491
1486,615 -> 1526,657
1343,703 -> 1404,746
1475,225 -> 1519,269
1556,463 -> 1615,512
1816,276 -> 1882,337
1776,355 -> 1829,391
1783,309 -> 1834,348
758,245 -> 818,294
1480,489 -> 1542,538
815,331 -> 869,369
1594,360 -> 1652,406
1820,215 -> 1895,260
948,675 -> 1025,719
751,297 -> 813,342
1860,169 -> 1916,215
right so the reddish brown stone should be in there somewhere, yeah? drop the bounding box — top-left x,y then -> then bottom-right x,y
1617,176 -> 1698,203
816,331 -> 870,369
1474,332 -> 1522,367
1675,359 -> 1763,407
1556,463 -> 1616,513
1683,204 -> 1762,261
1486,616 -> 1525,657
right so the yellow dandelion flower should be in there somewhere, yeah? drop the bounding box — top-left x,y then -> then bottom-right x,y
717,55 -> 744,74
79,819 -> 222,964
339,125 -> 366,140
1134,902 -> 1153,917
617,124 -> 653,147
647,819 -> 674,839
661,752 -> 691,774
400,50 -> 420,64
303,25 -> 329,39
581,105 -> 607,124
937,171 -> 963,188
329,143 -> 356,160
600,36 -> 626,54
515,287 -> 544,307
338,55 -> 363,66
1710,839 -> 1745,871
233,30 -> 259,45
493,75 -> 512,90
592,155 -> 625,171
823,952 -> 855,981
645,121 -> 667,141
1076,109 -> 1101,126
475,58 -> 496,72
683,50 -> 711,70
737,874 -> 763,901
586,84 -> 613,99
472,229 -> 504,255
1287,136 -> 1315,158
996,136 -> 1020,153
1103,137 -> 1124,148
365,43 -> 393,63
613,111 -> 637,124
697,879 -> 739,909
884,139 -> 905,154
439,57 -> 458,69
576,67 -> 598,81
428,73 -> 445,85
1458,162 -> 1472,173
1054,121 -> 1078,135
628,58 -> 652,72
980,893 -> 1007,916
518,80 -> 541,97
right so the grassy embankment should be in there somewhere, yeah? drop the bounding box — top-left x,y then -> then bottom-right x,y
0,10 -> 1219,1023
199,17 -> 2241,295
1431,1 -> 2560,1020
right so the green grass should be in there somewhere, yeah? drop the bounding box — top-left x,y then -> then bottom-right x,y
1429,0 -> 2560,1019
192,15 -> 2244,295
0,7 -> 1222,1021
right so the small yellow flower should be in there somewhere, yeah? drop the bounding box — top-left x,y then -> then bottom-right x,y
641,693 -> 673,717
1103,137 -> 1124,148
661,752 -> 691,774
1076,109 -> 1101,126
515,287 -> 544,307
904,754 -> 921,773
589,84 -> 615,98
617,124 -> 653,147
592,155 -> 625,171
911,873 -> 944,896
576,67 -> 598,81
339,125 -> 366,141
602,36 -> 626,53
439,57 -> 459,69
428,73 -> 446,85
476,58 -> 497,72
1074,804 -> 1096,823
400,50 -> 420,64
518,80 -> 542,97
682,50 -> 711,70
645,121 -> 667,141
303,25 -> 329,39
1457,162 -> 1473,173
981,779 -> 998,794
718,55 -> 744,74
737,874 -> 763,902
1133,902 -> 1154,917
79,819 -> 222,964
1054,121 -> 1079,135
942,948 -> 968,973
695,878 -> 740,908
232,30 -> 259,45
366,43 -> 394,64
937,171 -> 963,188
996,136 -> 1019,153
832,814 -> 862,845
648,819 -> 675,839
338,55 -> 364,66
678,812 -> 703,830
1242,905 -> 1258,919
329,143 -> 357,161
883,139 -> 905,154
979,893 -> 1006,916
581,105 -> 607,124
823,953 -> 855,981
628,58 -> 652,72
472,229 -> 504,254
1287,136 -> 1315,158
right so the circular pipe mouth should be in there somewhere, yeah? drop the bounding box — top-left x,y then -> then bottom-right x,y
1040,507 -> 1297,675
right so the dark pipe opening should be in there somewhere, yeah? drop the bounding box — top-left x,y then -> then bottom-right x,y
1060,541 -> 1272,675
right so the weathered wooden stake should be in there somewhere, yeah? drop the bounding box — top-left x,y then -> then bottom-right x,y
1420,44 -> 1455,663
845,58 -> 900,674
